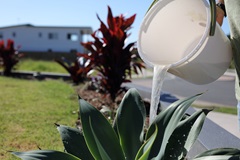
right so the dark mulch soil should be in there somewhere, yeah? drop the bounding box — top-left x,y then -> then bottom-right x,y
76,84 -> 152,129
76,84 -> 125,112
75,84 -> 127,129
76,83 -> 151,114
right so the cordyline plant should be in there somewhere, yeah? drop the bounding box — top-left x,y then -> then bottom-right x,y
11,88 -> 240,160
55,57 -> 91,84
0,39 -> 23,76
77,6 -> 145,101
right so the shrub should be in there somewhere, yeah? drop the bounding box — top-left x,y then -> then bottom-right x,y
11,88 -> 240,160
77,6 -> 145,101
0,39 -> 23,76
55,57 -> 91,84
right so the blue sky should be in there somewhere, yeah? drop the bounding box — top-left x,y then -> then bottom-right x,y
0,0 -> 230,43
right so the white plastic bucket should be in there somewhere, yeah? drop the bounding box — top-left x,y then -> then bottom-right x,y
138,0 -> 232,84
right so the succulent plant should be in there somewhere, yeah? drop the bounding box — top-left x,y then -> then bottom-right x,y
11,88 -> 240,160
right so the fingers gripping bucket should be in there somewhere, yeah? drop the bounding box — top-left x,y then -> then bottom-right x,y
138,0 -> 232,85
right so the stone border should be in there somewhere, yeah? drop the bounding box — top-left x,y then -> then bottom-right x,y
0,70 -> 71,81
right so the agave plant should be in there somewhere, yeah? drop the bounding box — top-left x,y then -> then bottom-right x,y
0,39 -> 23,76
77,6 -> 146,101
11,88 -> 240,160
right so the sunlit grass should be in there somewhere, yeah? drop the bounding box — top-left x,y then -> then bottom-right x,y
0,76 -> 78,160
193,104 -> 237,115
16,59 -> 68,73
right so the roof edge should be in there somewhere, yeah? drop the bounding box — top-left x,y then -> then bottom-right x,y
0,23 -> 92,30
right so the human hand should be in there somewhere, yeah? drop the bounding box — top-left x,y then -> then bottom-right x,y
216,6 -> 225,26
216,0 -> 225,26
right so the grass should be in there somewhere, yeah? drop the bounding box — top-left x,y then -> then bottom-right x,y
214,106 -> 238,115
193,104 -> 237,115
16,59 -> 68,73
0,76 -> 79,160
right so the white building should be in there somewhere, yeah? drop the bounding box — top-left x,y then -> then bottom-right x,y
0,24 -> 93,53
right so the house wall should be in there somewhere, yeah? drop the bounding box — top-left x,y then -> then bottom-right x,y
0,25 -> 92,53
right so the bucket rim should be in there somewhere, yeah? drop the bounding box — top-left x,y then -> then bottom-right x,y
137,0 -> 211,67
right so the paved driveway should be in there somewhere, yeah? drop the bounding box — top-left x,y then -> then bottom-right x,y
130,72 -> 237,107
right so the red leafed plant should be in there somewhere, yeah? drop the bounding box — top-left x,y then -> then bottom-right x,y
0,39 -> 23,76
55,57 -> 91,84
78,6 -> 146,101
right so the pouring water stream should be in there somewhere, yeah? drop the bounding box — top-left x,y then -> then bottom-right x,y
149,65 -> 170,125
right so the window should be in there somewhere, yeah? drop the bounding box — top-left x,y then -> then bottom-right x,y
0,33 -> 3,39
67,33 -> 78,41
48,33 -> 58,39
12,32 -> 16,37
38,32 -> 42,38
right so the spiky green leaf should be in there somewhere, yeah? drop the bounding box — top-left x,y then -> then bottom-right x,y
146,93 -> 202,159
113,88 -> 146,160
79,97 -> 125,160
194,148 -> 240,159
135,125 -> 158,160
183,109 -> 211,151
11,150 -> 80,160
164,109 -> 211,159
89,117 -> 112,160
57,124 -> 94,160
193,155 -> 240,160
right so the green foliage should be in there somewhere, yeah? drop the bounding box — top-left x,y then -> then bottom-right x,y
11,88 -> 240,160
56,124 -> 94,160
194,148 -> 240,160
77,6 -> 146,101
11,150 -> 80,160
0,39 -> 23,76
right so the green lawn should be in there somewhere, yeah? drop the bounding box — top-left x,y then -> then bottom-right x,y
16,59 -> 68,73
193,104 -> 237,115
0,76 -> 79,160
